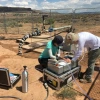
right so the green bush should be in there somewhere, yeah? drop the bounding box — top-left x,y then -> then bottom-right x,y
46,18 -> 55,25
55,83 -> 78,100
6,20 -> 22,27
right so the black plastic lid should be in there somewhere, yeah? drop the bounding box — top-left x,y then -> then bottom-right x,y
23,66 -> 27,70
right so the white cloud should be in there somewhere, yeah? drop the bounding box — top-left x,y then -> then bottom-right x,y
0,0 -> 100,10
14,0 -> 31,2
11,0 -> 38,8
1,0 -> 8,1
13,1 -> 28,6
13,0 -> 32,5
70,0 -> 79,3
41,1 -> 69,9
40,0 -> 100,10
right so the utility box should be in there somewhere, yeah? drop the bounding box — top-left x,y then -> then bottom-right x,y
47,55 -> 78,75
48,59 -> 71,75
44,52 -> 80,90
43,66 -> 80,90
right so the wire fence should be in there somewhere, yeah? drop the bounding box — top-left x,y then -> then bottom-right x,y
0,7 -> 99,34
0,8 -> 100,100
72,7 -> 100,34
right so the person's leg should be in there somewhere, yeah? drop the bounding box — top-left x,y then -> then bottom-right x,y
38,58 -> 49,68
86,49 -> 100,78
80,48 -> 100,83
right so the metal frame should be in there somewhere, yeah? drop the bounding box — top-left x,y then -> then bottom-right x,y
43,66 -> 80,90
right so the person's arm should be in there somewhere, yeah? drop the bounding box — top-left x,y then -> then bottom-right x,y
72,40 -> 85,62
56,47 -> 60,57
48,48 -> 56,59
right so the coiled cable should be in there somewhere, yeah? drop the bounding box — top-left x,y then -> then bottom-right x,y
0,96 -> 21,100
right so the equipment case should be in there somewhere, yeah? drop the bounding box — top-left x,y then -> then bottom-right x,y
0,68 -> 21,89
43,66 -> 80,90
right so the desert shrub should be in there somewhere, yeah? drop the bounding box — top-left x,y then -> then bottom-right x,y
46,18 -> 55,25
23,19 -> 29,23
6,20 -> 22,27
55,83 -> 78,100
18,24 -> 22,27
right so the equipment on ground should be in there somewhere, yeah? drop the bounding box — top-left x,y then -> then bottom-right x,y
22,66 -> 28,93
43,56 -> 80,90
32,28 -> 41,36
0,68 -> 21,89
48,59 -> 71,75
17,28 -> 41,55
42,15 -> 48,31
43,66 -> 80,90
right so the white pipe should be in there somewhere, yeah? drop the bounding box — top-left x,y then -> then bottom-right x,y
53,25 -> 72,30
45,25 -> 72,32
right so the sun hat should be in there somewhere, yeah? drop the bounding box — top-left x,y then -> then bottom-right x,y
65,32 -> 79,44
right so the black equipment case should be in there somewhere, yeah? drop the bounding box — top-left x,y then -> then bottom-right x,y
43,66 -> 80,90
0,68 -> 21,89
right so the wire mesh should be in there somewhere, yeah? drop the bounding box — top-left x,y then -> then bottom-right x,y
0,7 -> 100,100
73,7 -> 100,33
0,8 -> 100,35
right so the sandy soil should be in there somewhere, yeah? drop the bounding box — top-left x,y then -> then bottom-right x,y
0,29 -> 100,100
0,39 -> 56,100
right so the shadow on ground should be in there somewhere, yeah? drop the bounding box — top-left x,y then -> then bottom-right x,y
35,64 -> 43,73
16,86 -> 22,92
94,66 -> 100,72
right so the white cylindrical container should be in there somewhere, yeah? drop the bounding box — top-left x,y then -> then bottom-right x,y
22,66 -> 28,93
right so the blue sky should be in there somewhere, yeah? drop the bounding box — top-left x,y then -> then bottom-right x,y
0,0 -> 100,10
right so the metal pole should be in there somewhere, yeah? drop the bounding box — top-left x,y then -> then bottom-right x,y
31,11 -> 34,33
3,12 -> 7,34
49,9 -> 52,40
72,9 -> 76,33
16,12 -> 19,34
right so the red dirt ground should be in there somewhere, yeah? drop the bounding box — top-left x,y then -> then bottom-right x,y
0,28 -> 100,100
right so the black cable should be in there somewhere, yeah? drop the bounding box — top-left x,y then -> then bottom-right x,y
0,96 -> 21,100
43,82 -> 49,100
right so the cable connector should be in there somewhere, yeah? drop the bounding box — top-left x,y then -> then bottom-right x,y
43,82 -> 48,89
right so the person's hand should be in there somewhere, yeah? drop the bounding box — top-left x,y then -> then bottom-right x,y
53,58 -> 58,62
56,54 -> 60,57
62,58 -> 71,63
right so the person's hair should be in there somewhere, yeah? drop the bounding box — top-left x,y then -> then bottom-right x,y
52,35 -> 63,45
65,32 -> 79,45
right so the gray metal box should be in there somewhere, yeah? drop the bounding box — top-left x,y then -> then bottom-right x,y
63,63 -> 71,72
48,62 -> 63,74
47,60 -> 71,74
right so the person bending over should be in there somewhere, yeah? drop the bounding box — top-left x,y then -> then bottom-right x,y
65,32 -> 100,83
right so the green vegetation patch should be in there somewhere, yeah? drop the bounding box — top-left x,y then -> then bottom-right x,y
54,83 -> 78,100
